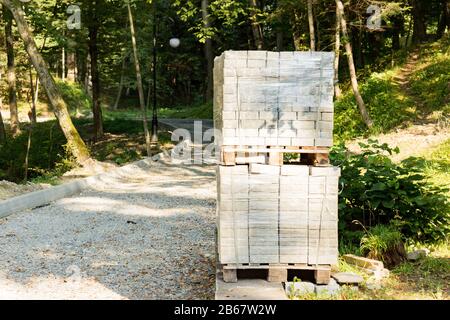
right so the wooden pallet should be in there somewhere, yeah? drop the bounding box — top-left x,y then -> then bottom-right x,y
221,263 -> 331,284
221,146 -> 330,166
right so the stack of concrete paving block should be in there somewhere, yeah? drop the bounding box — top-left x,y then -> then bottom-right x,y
213,51 -> 335,148
217,164 -> 340,266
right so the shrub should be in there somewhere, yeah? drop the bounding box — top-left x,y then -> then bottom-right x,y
0,121 -> 75,182
330,140 -> 449,245
56,80 -> 92,115
360,224 -> 406,267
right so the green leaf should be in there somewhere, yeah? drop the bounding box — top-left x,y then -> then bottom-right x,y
371,182 -> 387,191
382,199 -> 395,208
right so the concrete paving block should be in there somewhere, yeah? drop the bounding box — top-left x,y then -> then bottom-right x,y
292,120 -> 315,130
259,111 -> 278,121
216,277 -> 287,300
224,51 -> 248,60
315,138 -> 334,147
315,278 -> 340,295
321,112 -> 334,121
310,166 -> 341,177
247,59 -> 266,68
248,51 -> 268,60
224,58 -> 247,69
280,165 -> 309,176
317,121 -> 333,130
278,112 -> 297,121
222,120 -> 239,129
291,138 -> 315,146
249,163 -> 281,175
239,119 -> 266,129
331,272 -> 364,285
239,111 -> 260,120
222,111 -> 236,120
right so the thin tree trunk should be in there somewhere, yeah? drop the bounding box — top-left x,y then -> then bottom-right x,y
276,31 -> 283,51
334,4 -> 342,98
0,71 -> 6,144
113,56 -> 127,110
292,10 -> 303,51
88,2 -> 103,140
202,0 -> 214,101
62,41 -> 65,81
28,67 -> 37,124
84,53 -> 91,95
1,0 -> 90,164
336,0 -> 373,128
67,52 -> 76,82
23,122 -> 32,182
307,0 -> 315,51
127,2 -> 151,156
0,110 -> 6,144
437,0 -> 449,38
3,5 -> 19,136
248,0 -> 264,50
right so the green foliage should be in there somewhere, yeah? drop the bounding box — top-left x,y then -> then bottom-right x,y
56,80 -> 92,115
0,121 -> 75,182
330,140 -> 450,244
360,224 -> 403,260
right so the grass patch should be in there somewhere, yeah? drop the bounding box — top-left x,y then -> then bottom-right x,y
419,139 -> 450,191
104,101 -> 213,121
409,37 -> 450,120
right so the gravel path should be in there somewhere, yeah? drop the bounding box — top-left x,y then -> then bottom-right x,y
0,160 -> 217,300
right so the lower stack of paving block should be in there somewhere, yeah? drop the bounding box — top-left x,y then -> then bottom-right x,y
217,164 -> 340,266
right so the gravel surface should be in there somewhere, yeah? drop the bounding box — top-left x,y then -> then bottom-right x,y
0,160 -> 217,300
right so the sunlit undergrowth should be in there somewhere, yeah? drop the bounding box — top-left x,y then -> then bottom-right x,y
334,37 -> 449,141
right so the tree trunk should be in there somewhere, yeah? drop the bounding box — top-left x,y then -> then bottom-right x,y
28,66 -> 37,124
67,52 -> 76,82
334,4 -> 342,98
276,30 -> 283,51
307,0 -> 315,51
127,2 -> 151,156
0,72 -> 6,144
88,2 -> 103,141
113,55 -> 127,110
62,41 -> 65,81
202,0 -> 214,101
248,0 -> 264,50
437,0 -> 449,38
336,0 -> 373,128
412,0 -> 427,43
0,109 -> 6,144
3,5 -> 19,136
292,11 -> 302,51
1,0 -> 90,164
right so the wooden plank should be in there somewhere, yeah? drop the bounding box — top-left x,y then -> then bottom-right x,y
314,269 -> 331,285
222,150 -> 236,166
268,146 -> 284,166
223,269 -> 238,283
222,264 -> 331,271
267,268 -> 288,282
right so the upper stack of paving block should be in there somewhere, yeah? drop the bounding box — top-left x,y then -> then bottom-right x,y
213,50 -> 335,148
